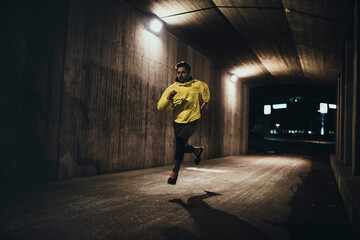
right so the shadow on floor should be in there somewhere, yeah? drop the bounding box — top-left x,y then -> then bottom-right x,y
164,191 -> 271,240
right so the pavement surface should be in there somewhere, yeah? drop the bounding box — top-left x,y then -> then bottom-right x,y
0,152 -> 357,240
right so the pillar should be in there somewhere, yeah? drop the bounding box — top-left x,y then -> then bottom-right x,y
336,75 -> 341,159
336,67 -> 345,160
352,0 -> 360,175
343,41 -> 353,166
340,63 -> 346,160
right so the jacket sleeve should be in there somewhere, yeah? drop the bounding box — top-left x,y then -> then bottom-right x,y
157,88 -> 172,111
200,81 -> 210,103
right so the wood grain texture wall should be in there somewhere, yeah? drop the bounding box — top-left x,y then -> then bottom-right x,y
1,0 -> 249,184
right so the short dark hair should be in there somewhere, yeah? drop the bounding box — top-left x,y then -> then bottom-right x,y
175,61 -> 191,73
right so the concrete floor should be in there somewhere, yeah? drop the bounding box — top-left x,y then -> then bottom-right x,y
0,154 -> 355,240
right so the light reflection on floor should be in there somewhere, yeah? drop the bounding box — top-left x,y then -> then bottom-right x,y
186,167 -> 228,173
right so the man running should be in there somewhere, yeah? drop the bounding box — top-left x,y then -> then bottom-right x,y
157,61 -> 210,185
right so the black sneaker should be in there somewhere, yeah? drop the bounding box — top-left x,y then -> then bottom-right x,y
167,171 -> 178,185
194,147 -> 204,165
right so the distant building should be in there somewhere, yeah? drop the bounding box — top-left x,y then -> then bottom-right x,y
250,89 -> 336,142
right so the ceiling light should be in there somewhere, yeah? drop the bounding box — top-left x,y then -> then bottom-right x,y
149,18 -> 163,33
230,74 -> 238,82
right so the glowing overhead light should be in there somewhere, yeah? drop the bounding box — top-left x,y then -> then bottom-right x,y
149,18 -> 163,33
230,74 -> 238,82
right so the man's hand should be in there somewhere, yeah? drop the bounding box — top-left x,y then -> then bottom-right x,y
167,90 -> 177,100
201,102 -> 208,110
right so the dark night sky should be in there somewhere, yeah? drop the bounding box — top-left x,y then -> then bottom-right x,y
250,84 -> 336,104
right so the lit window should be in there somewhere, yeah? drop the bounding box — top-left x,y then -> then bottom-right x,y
270,129 -> 277,134
329,104 -> 337,109
319,103 -> 328,114
264,105 -> 271,115
272,103 -> 287,109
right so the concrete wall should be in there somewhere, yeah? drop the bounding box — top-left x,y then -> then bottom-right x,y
333,0 -> 360,233
1,0 -> 249,185
1,0 -> 69,185
217,71 -> 249,156
337,0 -> 360,176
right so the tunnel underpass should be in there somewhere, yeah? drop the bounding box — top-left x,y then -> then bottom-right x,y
1,0 -> 360,239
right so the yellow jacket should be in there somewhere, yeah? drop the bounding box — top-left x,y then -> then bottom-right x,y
157,79 -> 210,123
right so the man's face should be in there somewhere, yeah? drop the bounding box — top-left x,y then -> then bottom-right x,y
176,66 -> 189,83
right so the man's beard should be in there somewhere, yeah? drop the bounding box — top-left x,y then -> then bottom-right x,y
179,77 -> 187,82
176,76 -> 192,83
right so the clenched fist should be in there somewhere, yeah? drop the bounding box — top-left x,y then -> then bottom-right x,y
167,90 -> 177,100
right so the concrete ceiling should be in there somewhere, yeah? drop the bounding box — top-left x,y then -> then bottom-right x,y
125,0 -> 353,87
